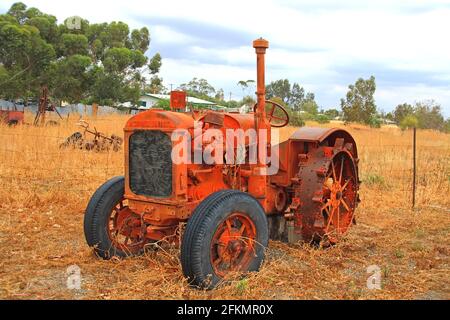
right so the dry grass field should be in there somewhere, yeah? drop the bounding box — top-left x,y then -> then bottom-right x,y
0,112 -> 449,300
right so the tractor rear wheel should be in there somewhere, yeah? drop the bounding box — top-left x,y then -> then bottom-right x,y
320,151 -> 359,244
181,190 -> 269,289
84,176 -> 146,259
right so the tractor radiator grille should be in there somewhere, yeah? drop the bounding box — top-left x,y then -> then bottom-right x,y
129,130 -> 173,198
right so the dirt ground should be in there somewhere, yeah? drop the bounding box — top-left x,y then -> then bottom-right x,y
0,113 -> 448,300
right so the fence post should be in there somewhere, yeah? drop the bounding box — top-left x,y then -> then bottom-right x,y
92,103 -> 98,118
412,127 -> 417,209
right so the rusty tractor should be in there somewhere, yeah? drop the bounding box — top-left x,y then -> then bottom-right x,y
84,38 -> 360,289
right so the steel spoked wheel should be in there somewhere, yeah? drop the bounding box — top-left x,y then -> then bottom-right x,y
321,152 -> 358,243
210,213 -> 257,277
107,199 -> 146,256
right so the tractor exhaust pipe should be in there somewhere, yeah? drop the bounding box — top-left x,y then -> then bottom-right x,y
248,38 -> 270,202
253,38 -> 269,132
253,38 -> 271,174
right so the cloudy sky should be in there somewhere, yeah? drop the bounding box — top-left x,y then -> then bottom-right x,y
1,0 -> 450,116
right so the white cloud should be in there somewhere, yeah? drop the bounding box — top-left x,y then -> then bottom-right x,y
151,25 -> 195,45
376,85 -> 450,111
159,58 -> 254,97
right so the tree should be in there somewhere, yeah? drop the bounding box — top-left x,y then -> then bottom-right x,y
148,53 -> 161,74
266,79 -> 291,104
393,100 -> 446,132
237,80 -> 248,95
302,93 -> 318,115
60,33 -> 88,56
289,83 -> 305,111
444,118 -> 450,133
0,2 -> 162,107
385,112 -> 395,121
130,27 -> 150,52
270,96 -> 305,127
266,79 -> 318,114
50,54 -> 92,104
241,96 -> 255,107
147,75 -> 164,94
413,100 -> 444,130
180,78 -> 216,98
7,2 -> 27,24
147,53 -> 163,94
0,8 -> 56,99
340,76 -> 377,124
215,88 -> 225,101
393,103 -> 414,124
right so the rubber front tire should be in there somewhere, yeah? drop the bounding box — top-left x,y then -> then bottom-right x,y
181,190 -> 269,289
84,176 -> 143,259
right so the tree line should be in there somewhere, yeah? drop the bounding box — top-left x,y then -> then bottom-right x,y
171,75 -> 449,132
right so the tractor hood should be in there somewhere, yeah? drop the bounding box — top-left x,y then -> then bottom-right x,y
125,109 -> 195,132
125,109 -> 257,133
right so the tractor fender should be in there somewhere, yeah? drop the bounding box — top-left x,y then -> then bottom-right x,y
289,127 -> 358,158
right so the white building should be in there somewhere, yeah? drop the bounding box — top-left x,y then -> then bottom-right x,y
120,93 -> 218,110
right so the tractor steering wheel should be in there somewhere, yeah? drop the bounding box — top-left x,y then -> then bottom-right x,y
254,100 -> 290,128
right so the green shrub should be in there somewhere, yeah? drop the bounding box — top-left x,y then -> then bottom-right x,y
368,115 -> 382,128
298,112 -> 314,121
236,279 -> 249,295
315,114 -> 330,124
287,110 -> 305,127
400,115 -> 419,130
364,174 -> 385,186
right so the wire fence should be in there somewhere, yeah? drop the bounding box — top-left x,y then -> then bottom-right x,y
0,124 -> 448,208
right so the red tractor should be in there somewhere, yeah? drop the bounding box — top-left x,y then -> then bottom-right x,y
84,38 -> 360,289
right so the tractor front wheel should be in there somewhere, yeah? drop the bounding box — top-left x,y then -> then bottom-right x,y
181,190 -> 269,289
84,176 -> 146,259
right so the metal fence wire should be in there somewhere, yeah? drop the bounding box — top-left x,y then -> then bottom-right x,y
0,125 -> 448,209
